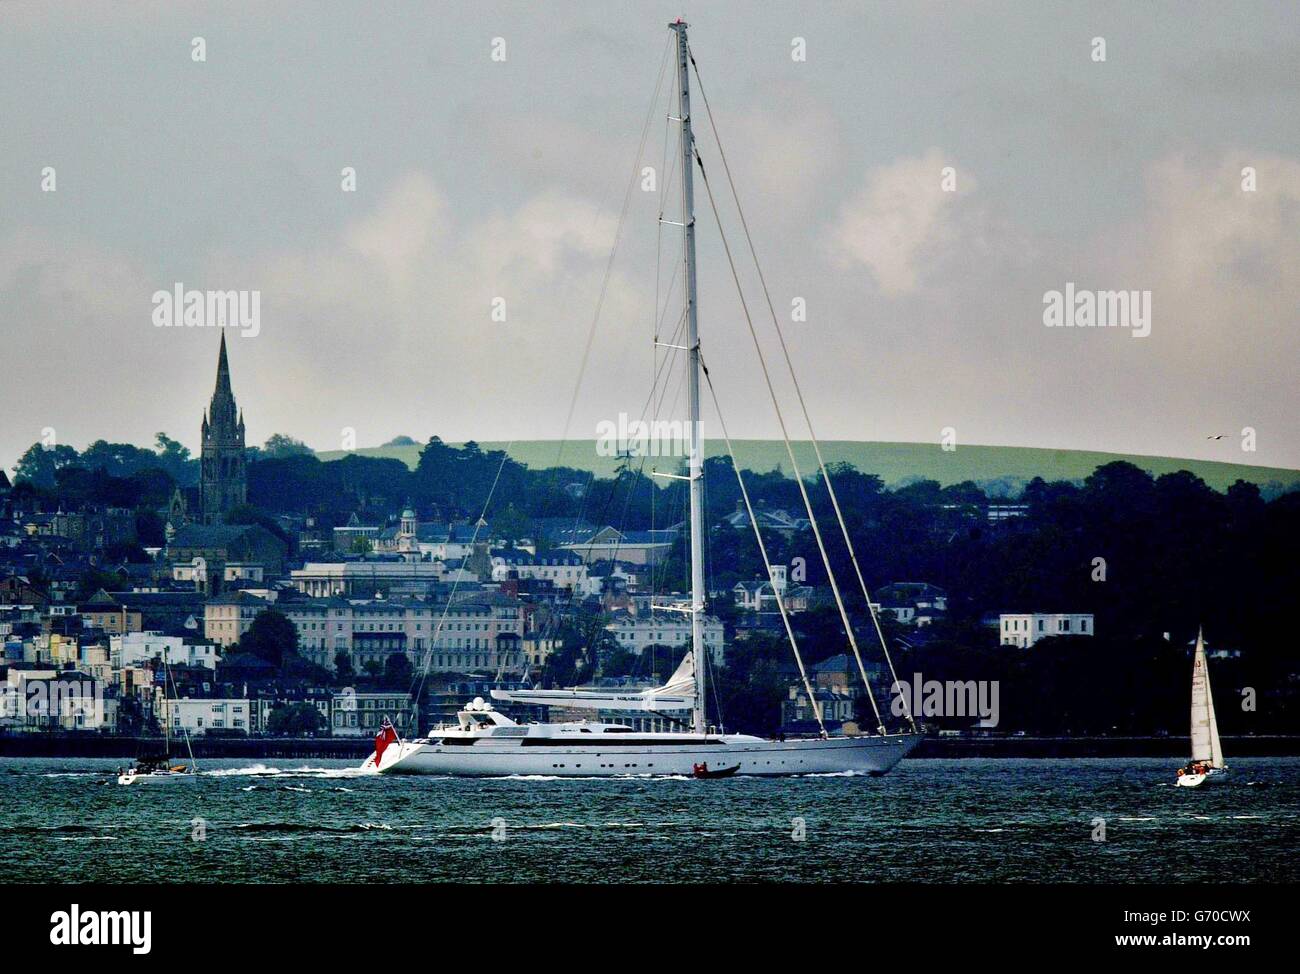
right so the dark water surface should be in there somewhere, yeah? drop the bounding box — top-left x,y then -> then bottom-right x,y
2,757 -> 1295,883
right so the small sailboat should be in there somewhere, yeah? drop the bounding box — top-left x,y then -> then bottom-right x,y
118,649 -> 197,785
1175,628 -> 1226,788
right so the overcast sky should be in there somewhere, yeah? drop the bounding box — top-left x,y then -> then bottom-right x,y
2,0 -> 1298,475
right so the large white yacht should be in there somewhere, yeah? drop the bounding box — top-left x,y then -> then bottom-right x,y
362,658 -> 920,777
362,20 -> 922,778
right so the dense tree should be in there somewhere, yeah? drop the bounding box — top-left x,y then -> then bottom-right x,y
382,652 -> 413,689
236,609 -> 298,666
12,443 -> 80,487
266,702 -> 326,736
261,433 -> 313,459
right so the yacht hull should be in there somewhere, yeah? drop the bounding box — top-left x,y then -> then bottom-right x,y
364,732 -> 922,777
1176,767 -> 1226,788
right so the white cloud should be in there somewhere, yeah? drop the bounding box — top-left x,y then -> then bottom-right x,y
826,148 -> 976,296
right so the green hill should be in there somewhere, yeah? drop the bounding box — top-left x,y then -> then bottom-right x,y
315,440 -> 1300,495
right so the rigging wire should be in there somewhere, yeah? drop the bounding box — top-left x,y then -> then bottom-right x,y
552,32 -> 673,473
410,442 -> 516,711
690,46 -> 915,732
691,136 -> 886,735
529,35 -> 675,674
163,648 -> 197,771
701,356 -> 825,737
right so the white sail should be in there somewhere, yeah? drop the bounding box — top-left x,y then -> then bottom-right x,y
490,653 -> 695,712
1204,641 -> 1224,768
1189,629 -> 1224,767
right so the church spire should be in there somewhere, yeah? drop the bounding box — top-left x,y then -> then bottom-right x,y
200,329 -> 247,525
214,330 -> 232,398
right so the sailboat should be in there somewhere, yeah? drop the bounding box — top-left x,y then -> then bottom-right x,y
362,20 -> 922,778
1175,628 -> 1226,788
118,648 -> 197,785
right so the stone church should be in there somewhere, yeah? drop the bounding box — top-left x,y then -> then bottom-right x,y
166,332 -> 248,535
200,331 -> 247,524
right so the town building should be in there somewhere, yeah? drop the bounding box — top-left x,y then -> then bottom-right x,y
732,564 -> 815,614
557,526 -> 677,566
330,690 -> 416,736
721,504 -> 810,536
875,582 -> 948,627
999,612 -> 1094,649
0,668 -> 112,732
204,591 -> 274,646
490,549 -> 588,590
109,632 -> 217,670
165,523 -> 286,592
605,613 -> 725,664
160,696 -> 251,735
205,592 -> 527,675
781,684 -> 855,734
289,560 -> 447,598
78,590 -> 143,635
332,513 -> 383,553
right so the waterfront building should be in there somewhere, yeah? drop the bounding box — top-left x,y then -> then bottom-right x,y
330,690 -> 416,736
160,696 -> 251,735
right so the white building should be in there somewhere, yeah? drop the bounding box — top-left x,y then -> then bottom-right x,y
289,560 -> 447,598
330,691 -> 416,736
227,594 -> 528,675
999,613 -> 1094,648
172,559 -> 265,586
605,614 -> 725,664
160,697 -> 250,735
490,550 -> 588,590
876,582 -> 948,627
110,632 -> 218,670
1,668 -> 110,731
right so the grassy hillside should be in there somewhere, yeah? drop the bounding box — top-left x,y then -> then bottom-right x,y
315,440 -> 1300,495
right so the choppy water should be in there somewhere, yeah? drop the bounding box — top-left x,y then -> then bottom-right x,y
2,757 -> 1295,883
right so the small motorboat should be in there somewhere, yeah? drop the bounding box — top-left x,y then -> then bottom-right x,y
692,762 -> 740,780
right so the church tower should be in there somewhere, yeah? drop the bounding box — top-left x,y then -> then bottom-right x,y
199,332 -> 247,524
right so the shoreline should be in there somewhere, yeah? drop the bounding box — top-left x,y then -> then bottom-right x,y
2,734 -> 1298,761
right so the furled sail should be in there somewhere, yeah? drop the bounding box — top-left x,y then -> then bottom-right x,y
490,654 -> 696,712
1189,629 -> 1223,767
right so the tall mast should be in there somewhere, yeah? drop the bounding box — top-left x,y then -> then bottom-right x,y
671,19 -> 707,735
